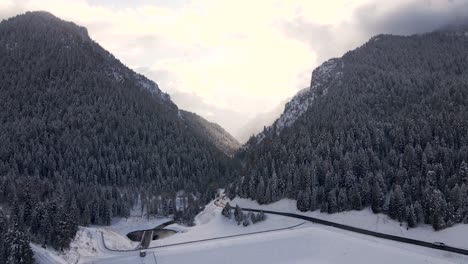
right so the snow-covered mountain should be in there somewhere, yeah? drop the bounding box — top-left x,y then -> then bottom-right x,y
0,11 -> 239,259
233,27 -> 468,232
180,110 -> 241,156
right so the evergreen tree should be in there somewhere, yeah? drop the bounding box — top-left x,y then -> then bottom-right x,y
371,175 -> 385,213
389,185 -> 405,222
297,189 -> 311,212
350,186 -> 362,210
413,201 -> 424,224
406,205 -> 417,228
222,203 -> 232,219
430,190 -> 447,230
242,214 -> 250,227
257,176 -> 266,204
337,188 -> 348,211
270,170 -> 279,202
265,183 -> 272,204
248,174 -> 256,199
39,209 -> 51,248
82,204 -> 91,226
258,211 -> 266,222
0,232 -> 5,264
0,212 -> 7,263
460,161 -> 468,183
310,187 -> 318,211
234,205 -> 243,225
327,189 -> 338,213
432,209 -> 445,231
4,220 -> 34,264
22,183 -> 33,226
249,212 -> 257,224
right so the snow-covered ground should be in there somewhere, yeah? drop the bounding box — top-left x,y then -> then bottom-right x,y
31,244 -> 68,264
32,198 -> 468,264
232,197 -> 468,249
149,200 -> 304,248
32,216 -> 172,264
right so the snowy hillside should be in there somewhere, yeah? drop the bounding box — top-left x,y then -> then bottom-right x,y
133,73 -> 171,102
180,110 -> 241,156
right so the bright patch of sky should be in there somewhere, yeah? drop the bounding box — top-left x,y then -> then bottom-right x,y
1,0 -> 467,138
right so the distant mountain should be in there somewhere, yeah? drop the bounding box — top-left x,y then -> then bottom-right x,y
436,20 -> 468,34
232,29 -> 468,231
0,11 -> 237,252
235,97 -> 290,144
180,110 -> 240,156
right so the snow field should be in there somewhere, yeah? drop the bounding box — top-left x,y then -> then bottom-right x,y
33,198 -> 468,264
232,197 -> 468,249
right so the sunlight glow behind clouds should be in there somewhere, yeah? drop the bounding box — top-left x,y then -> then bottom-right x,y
0,0 -> 466,137
0,0 -> 11,10
11,0 -> 320,115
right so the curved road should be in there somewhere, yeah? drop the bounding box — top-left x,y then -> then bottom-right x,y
99,199 -> 468,257
215,199 -> 468,256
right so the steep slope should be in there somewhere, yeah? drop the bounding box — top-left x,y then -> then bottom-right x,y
232,30 -> 468,231
0,11 -> 237,251
243,59 -> 343,148
180,110 -> 240,156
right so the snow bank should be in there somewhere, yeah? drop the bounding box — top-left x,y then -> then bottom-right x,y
150,200 -> 303,247
31,215 -> 173,264
101,229 -> 137,250
31,244 -> 68,264
33,198 -> 468,264
94,221 -> 467,264
32,227 -> 102,264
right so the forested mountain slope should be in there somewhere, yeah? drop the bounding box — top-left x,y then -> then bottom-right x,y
0,11 -> 237,253
180,110 -> 240,156
232,29 -> 468,231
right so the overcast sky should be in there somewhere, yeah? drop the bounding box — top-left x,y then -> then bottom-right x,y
1,0 -> 467,137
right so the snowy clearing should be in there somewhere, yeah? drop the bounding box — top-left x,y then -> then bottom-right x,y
149,200 -> 303,247
232,197 -> 468,249
33,199 -> 468,264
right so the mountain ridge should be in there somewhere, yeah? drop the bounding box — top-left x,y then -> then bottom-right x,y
180,110 -> 241,156
0,11 -> 238,253
231,29 -> 468,231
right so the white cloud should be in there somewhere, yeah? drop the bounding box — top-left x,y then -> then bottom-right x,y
0,0 -> 12,10
11,0 -> 316,111
1,0 -> 464,137
23,1 -> 316,113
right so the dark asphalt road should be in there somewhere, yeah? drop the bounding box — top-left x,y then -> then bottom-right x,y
238,207 -> 468,256
102,199 -> 468,257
